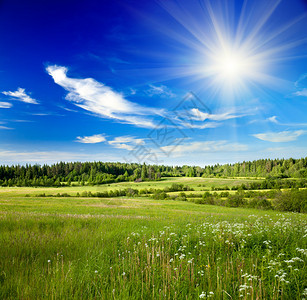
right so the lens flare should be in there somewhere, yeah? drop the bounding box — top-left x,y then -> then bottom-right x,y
150,0 -> 307,99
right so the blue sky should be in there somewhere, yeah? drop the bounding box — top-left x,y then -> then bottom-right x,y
0,0 -> 306,166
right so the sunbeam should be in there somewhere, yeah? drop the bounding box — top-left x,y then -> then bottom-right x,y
141,0 -> 307,100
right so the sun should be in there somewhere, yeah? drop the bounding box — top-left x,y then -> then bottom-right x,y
151,0 -> 306,98
219,53 -> 243,77
208,47 -> 253,85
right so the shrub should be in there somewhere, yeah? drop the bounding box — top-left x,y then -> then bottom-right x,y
61,193 -> 71,197
177,192 -> 187,201
273,189 -> 307,213
36,193 -> 46,197
225,193 -> 246,207
202,192 -> 214,204
81,191 -> 88,197
153,191 -> 168,200
126,188 -> 139,197
194,198 -> 205,204
249,197 -> 272,210
220,191 -> 230,197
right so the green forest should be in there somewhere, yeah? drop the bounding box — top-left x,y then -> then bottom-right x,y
0,157 -> 306,187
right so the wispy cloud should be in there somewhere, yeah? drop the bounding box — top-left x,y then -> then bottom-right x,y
267,115 -> 278,124
0,120 -> 13,129
294,73 -> 307,97
253,130 -> 306,142
46,65 -> 163,128
2,88 -> 38,104
251,115 -> 307,126
160,140 -> 248,157
180,122 -> 220,129
0,149 -> 118,164
294,73 -> 307,88
129,88 -> 137,95
147,84 -> 175,97
294,88 -> 307,97
76,134 -> 106,144
108,136 -> 145,150
0,125 -> 13,130
266,147 -> 287,152
58,105 -> 79,113
190,108 -> 249,121
31,113 -> 51,116
0,102 -> 12,108
11,119 -> 33,123
75,133 -> 145,150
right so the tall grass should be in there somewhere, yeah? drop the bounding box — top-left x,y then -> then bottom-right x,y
0,191 -> 306,299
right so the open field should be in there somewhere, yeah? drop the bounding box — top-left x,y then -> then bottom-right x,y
0,179 -> 306,299
0,177 -> 269,197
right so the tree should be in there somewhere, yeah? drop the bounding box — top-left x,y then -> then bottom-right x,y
141,164 -> 148,181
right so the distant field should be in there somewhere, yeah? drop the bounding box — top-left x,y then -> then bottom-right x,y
0,177 -> 265,197
0,178 -> 306,299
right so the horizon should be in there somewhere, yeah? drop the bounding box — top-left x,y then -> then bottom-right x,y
0,0 -> 307,166
1,156 -> 306,169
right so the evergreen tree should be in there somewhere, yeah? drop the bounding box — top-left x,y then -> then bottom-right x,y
141,164 -> 148,181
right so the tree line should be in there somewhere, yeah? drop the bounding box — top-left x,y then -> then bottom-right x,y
0,157 -> 306,187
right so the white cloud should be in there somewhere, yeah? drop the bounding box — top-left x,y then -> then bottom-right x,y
267,116 -> 278,123
253,130 -> 306,142
190,108 -> 248,121
180,122 -> 220,129
46,65 -> 163,128
250,115 -> 307,127
0,149 -> 118,164
108,136 -> 145,151
129,88 -> 137,95
58,106 -> 79,113
294,88 -> 307,97
266,147 -> 286,152
0,102 -> 12,108
294,73 -> 307,88
75,133 -> 145,150
76,134 -> 106,144
294,73 -> 307,97
2,88 -> 38,104
160,140 -> 248,157
0,125 -> 13,130
174,107 -> 252,129
147,84 -> 175,97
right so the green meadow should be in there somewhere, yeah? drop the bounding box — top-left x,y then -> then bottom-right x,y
0,176 -> 263,196
0,177 -> 306,299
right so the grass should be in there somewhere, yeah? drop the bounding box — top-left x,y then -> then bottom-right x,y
0,179 -> 306,299
0,177 -> 264,197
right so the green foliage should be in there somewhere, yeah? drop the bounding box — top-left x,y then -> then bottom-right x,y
273,189 -> 307,213
152,190 -> 168,200
164,183 -> 194,192
0,162 -> 166,187
225,193 -> 247,207
177,192 -> 187,201
248,197 -> 273,210
28,181 -> 307,214
202,191 -> 215,204
1,157 -> 306,188
0,196 -> 306,299
183,189 -> 304,212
